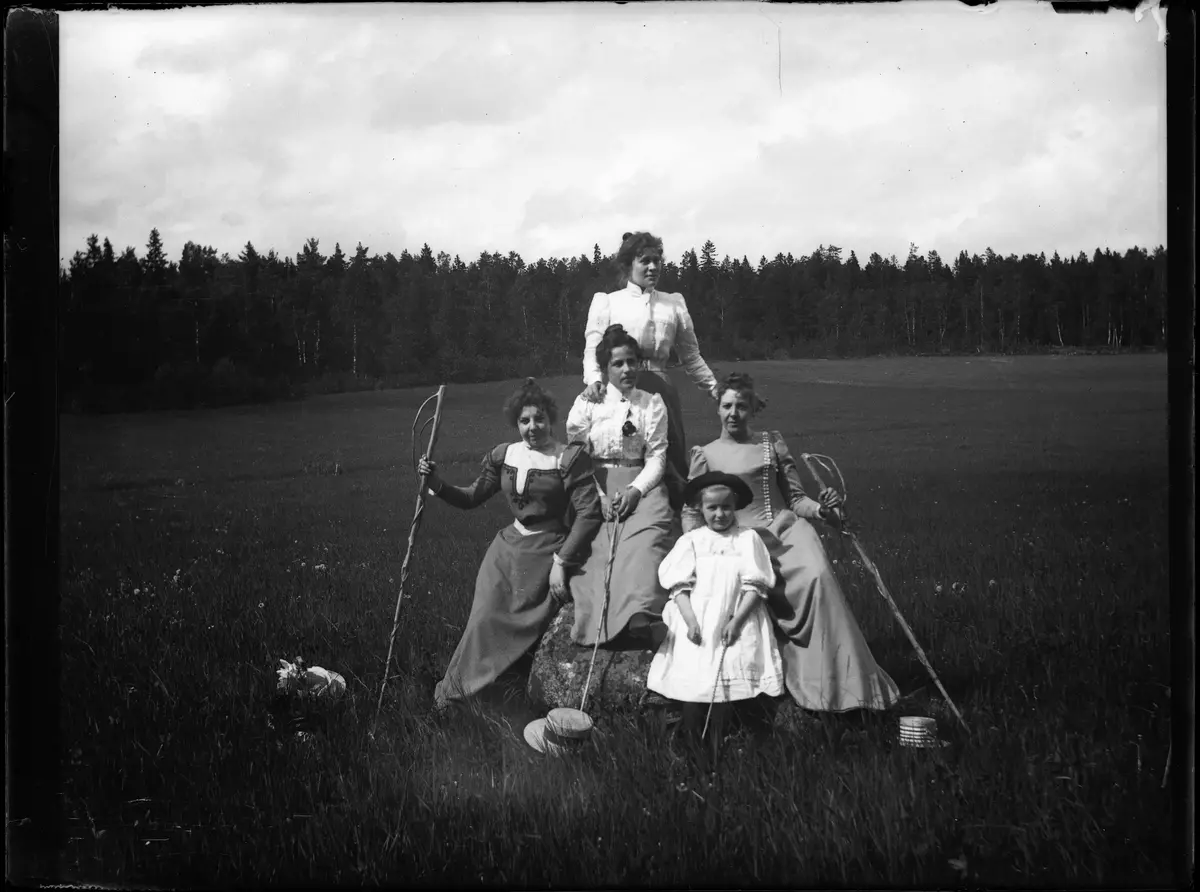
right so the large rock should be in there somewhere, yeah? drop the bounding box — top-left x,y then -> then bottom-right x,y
527,603 -> 667,715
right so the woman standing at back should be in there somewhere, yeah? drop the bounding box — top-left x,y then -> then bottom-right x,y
581,232 -> 720,509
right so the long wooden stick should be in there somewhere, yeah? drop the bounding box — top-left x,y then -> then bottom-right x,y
702,587 -> 745,740
799,452 -> 846,526
845,532 -> 969,734
580,516 -> 623,714
372,386 -> 446,731
800,452 -> 969,734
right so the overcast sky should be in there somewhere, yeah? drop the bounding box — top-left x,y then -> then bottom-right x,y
61,2 -> 1165,268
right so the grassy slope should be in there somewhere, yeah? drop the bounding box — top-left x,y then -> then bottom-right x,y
59,354 -> 1172,886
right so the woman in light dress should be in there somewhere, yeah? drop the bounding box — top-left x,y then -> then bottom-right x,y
684,372 -> 900,713
582,232 -> 720,508
417,379 -> 603,709
565,324 -> 676,646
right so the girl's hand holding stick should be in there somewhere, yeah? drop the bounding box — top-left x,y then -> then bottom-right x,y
720,619 -> 741,646
720,586 -> 761,646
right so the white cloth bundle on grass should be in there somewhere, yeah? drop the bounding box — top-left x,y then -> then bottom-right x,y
277,658 -> 346,701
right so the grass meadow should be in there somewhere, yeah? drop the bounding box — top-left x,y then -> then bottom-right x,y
59,354 -> 1174,886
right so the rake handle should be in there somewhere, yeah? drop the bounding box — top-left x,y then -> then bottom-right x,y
702,587 -> 746,740
373,386 -> 447,731
800,450 -> 968,735
580,516 -> 622,714
702,644 -> 729,741
847,532 -> 969,734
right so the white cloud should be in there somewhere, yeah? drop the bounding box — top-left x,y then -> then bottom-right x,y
61,1 -> 1165,267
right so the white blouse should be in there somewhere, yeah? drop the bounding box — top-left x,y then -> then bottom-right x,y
565,383 -> 668,495
659,525 -> 776,600
583,283 -> 719,399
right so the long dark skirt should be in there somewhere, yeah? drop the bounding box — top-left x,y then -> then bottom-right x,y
755,511 -> 900,712
434,524 -> 564,709
636,368 -> 688,509
569,466 -> 675,646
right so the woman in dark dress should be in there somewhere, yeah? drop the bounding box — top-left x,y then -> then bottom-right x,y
418,379 -> 603,709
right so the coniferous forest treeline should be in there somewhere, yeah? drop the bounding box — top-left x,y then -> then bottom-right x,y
61,230 -> 1168,412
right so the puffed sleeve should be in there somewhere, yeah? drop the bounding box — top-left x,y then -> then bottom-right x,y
672,294 -> 719,399
772,432 -> 822,520
582,291 -> 611,387
565,393 -> 595,447
680,445 -> 710,533
630,393 -> 668,495
433,443 -> 506,510
556,443 -> 603,566
658,532 -> 698,597
738,530 -> 776,598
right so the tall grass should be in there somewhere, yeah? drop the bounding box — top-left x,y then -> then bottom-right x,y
59,355 -> 1173,886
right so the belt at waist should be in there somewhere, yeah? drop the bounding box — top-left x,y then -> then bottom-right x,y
642,361 -> 668,373
594,458 -> 645,468
511,518 -> 562,537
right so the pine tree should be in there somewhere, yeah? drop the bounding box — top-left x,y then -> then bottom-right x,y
418,243 -> 436,275
142,228 -> 169,285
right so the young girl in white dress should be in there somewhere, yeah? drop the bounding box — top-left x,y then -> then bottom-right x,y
646,471 -> 784,758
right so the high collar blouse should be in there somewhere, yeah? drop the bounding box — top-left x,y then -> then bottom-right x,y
582,283 -> 718,399
565,383 -> 668,495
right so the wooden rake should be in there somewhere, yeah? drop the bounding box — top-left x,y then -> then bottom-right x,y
371,385 -> 447,735
799,452 -> 970,735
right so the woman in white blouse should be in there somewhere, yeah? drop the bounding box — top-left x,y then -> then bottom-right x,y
582,232 -> 720,509
566,324 -> 676,646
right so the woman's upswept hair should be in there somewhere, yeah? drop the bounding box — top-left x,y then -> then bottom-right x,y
596,324 -> 643,372
719,372 -> 768,413
503,377 -> 558,428
616,231 -> 665,283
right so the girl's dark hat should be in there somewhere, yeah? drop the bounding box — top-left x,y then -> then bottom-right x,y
683,471 -> 754,510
